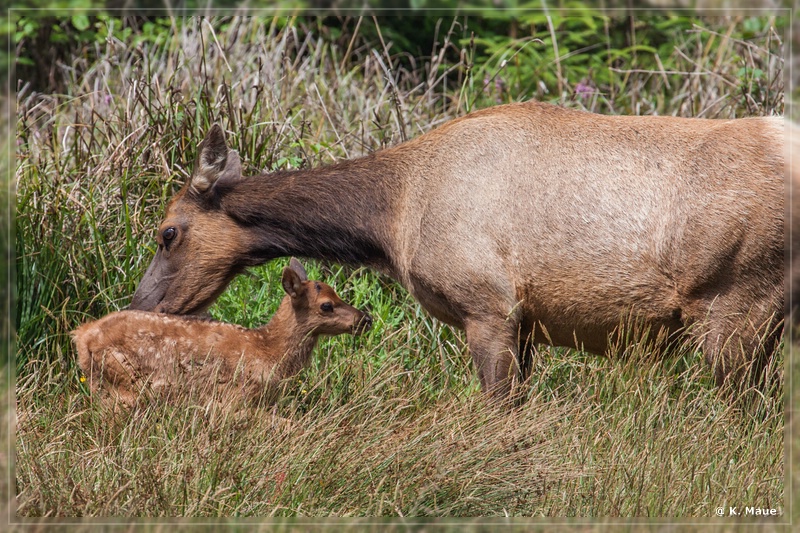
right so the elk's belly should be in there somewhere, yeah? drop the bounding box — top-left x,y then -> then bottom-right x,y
515,278 -> 686,356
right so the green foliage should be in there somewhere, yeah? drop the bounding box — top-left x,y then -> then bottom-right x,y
5,2 -> 103,88
461,10 -> 784,116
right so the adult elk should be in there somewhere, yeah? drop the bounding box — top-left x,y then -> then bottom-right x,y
130,101 -> 784,397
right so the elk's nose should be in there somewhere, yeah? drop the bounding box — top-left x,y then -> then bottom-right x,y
356,314 -> 373,333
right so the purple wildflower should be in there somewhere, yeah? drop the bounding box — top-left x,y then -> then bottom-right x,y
574,81 -> 593,99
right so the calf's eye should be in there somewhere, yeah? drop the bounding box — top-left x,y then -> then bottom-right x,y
163,227 -> 177,242
320,302 -> 334,313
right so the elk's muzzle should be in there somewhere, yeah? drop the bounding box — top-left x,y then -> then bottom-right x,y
353,313 -> 373,335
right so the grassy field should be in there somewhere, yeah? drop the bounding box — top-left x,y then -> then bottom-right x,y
13,14 -> 787,521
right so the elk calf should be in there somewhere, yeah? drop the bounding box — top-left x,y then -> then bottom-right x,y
72,259 -> 372,409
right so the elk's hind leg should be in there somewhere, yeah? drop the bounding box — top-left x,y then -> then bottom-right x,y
692,294 -> 783,390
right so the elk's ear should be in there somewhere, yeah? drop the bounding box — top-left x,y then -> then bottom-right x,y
281,266 -> 306,299
190,124 -> 241,193
288,257 -> 308,282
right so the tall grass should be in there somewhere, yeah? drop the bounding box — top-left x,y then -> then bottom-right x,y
14,342 -> 785,517
14,15 -> 785,519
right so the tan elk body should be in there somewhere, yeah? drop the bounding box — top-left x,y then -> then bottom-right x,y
129,101 -> 785,396
73,259 -> 372,408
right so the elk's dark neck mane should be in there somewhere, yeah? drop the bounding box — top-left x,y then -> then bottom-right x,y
215,151 -> 402,268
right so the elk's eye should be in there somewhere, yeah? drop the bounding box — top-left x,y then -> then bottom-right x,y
163,227 -> 177,242
320,302 -> 334,313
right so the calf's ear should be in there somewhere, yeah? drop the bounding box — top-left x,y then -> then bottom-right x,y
281,267 -> 306,299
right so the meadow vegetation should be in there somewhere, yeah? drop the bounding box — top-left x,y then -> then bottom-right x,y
14,13 -> 787,519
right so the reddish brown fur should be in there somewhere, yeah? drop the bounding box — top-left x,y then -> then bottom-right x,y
129,101 -> 785,398
74,259 -> 371,409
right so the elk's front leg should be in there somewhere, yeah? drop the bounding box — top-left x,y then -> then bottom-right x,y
465,314 -> 521,399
